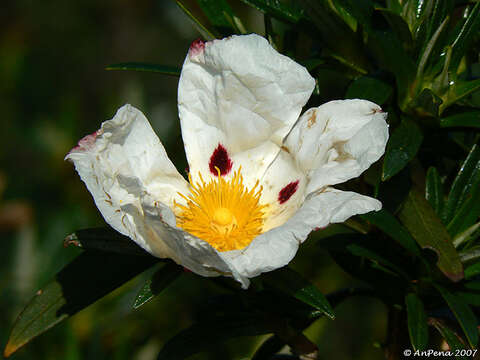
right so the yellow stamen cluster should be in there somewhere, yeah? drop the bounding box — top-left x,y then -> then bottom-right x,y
175,168 -> 266,252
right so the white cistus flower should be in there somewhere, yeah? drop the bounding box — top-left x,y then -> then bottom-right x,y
66,34 -> 389,288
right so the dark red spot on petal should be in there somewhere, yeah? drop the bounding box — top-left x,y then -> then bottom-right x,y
189,38 -> 205,56
278,180 -> 299,204
209,144 -> 233,176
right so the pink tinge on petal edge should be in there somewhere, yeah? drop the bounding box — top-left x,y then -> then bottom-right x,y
69,130 -> 101,153
189,39 -> 205,57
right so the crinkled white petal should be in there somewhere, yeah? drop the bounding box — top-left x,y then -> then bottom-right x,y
178,34 -> 315,185
224,188 -> 381,278
65,104 -> 189,256
285,99 -> 389,193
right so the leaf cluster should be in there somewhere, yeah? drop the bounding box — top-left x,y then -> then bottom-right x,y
4,0 -> 480,359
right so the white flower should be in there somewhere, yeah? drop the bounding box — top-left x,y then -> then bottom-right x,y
66,34 -> 388,289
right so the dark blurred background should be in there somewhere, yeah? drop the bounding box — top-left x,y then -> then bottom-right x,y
0,1 -> 386,359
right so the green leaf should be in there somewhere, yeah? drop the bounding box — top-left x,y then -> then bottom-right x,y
105,62 -> 181,76
197,0 -> 242,35
3,252 -> 158,358
382,119 -> 423,181
443,79 -> 480,110
457,291 -> 480,307
447,184 -> 480,237
133,262 -> 182,309
410,88 -> 443,117
465,262 -> 480,280
454,222 -> 480,248
263,267 -> 335,319
444,144 -> 480,224
428,318 -> 468,354
447,3 -> 480,73
398,188 -> 463,282
405,293 -> 428,351
416,16 -> 449,80
239,0 -> 305,23
460,246 -> 480,263
377,8 -> 413,50
440,112 -> 480,129
157,313 -> 276,360
64,227 -> 150,256
435,285 -> 478,348
175,0 -> 216,40
425,167 -> 445,217
345,76 -> 393,105
361,209 -> 420,256
346,244 -> 410,279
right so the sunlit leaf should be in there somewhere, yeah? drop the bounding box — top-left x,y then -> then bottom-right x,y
361,209 -> 420,256
440,112 -> 480,129
406,293 -> 428,351
444,144 -> 480,224
64,227 -> 150,256
345,76 -> 393,105
382,119 -> 423,181
3,252 -> 158,358
425,167 -> 444,217
443,79 -> 480,110
435,285 -> 478,348
133,262 -> 182,309
105,63 -> 181,76
263,267 -> 335,319
398,188 -> 463,282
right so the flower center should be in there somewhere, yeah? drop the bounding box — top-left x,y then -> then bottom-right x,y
175,168 -> 266,252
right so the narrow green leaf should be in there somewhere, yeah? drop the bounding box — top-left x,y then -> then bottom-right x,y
410,88 -> 443,117
133,262 -> 182,309
435,285 -> 478,348
425,167 -> 444,217
460,246 -> 480,263
448,3 -> 480,72
4,252 -> 158,358
263,267 -> 335,319
345,76 -> 393,105
157,313 -> 276,360
378,8 -> 413,49
440,112 -> 480,129
175,0 -> 216,40
382,119 -> 423,181
465,262 -> 480,280
239,0 -> 305,23
454,222 -> 480,248
457,291 -> 480,307
346,244 -> 410,279
398,188 -> 463,282
447,184 -> 480,237
416,16 -> 449,80
64,227 -> 150,256
428,318 -> 468,354
105,63 -> 181,76
444,144 -> 480,224
444,79 -> 480,109
197,0 -> 239,35
361,210 -> 420,255
405,293 -> 428,351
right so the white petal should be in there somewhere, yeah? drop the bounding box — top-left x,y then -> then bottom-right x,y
178,34 -> 315,184
285,99 -> 388,193
65,104 -> 189,255
225,188 -> 381,278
